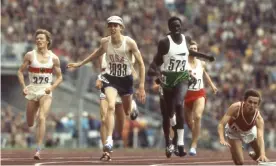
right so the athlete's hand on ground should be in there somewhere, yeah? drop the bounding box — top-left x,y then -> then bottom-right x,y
67,62 -> 81,68
219,139 -> 231,147
23,87 -> 28,96
136,86 -> 146,104
45,87 -> 52,94
256,155 -> 269,162
95,80 -> 103,89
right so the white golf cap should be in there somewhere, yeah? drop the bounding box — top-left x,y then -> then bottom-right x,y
107,16 -> 124,28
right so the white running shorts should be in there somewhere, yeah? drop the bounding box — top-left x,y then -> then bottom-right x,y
225,124 -> 257,144
25,84 -> 52,101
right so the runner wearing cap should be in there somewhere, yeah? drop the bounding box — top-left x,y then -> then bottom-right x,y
67,15 -> 146,161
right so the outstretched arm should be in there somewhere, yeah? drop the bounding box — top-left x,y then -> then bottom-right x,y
189,49 -> 215,62
67,38 -> 107,68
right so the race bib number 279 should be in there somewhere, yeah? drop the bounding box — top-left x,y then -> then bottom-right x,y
32,76 -> 49,84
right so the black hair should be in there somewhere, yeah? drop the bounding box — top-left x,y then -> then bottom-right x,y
168,16 -> 182,28
244,89 -> 262,104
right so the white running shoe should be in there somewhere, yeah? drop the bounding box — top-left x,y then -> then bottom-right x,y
189,147 -> 197,156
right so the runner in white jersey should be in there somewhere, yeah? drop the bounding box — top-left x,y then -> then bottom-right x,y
67,16 -> 146,158
183,41 -> 218,156
17,29 -> 63,160
147,16 -> 215,158
95,53 -> 139,160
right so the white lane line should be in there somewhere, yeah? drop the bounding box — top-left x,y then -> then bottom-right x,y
34,161 -> 101,166
1,156 -> 209,161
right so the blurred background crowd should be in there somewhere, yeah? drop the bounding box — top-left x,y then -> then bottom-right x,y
1,0 -> 275,150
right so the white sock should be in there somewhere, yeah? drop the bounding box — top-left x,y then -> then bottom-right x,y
177,129 -> 184,146
106,136 -> 113,145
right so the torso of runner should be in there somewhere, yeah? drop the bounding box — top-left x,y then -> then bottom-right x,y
161,34 -> 189,73
228,102 -> 259,132
104,36 -> 133,77
187,59 -> 204,91
160,34 -> 190,88
28,49 -> 54,85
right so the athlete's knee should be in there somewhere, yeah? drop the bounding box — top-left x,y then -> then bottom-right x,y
194,113 -> 202,122
37,114 -> 46,124
186,120 -> 193,129
107,103 -> 116,112
101,116 -> 106,124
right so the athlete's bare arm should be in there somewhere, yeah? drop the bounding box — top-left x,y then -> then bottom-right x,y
67,38 -> 108,68
189,49 -> 215,62
255,113 -> 268,161
17,52 -> 32,90
127,37 -> 146,103
217,102 -> 240,146
50,55 -> 63,90
128,38 -> 145,88
202,62 -> 218,93
147,38 -> 169,77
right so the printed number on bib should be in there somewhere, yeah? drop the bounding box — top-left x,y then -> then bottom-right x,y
188,79 -> 201,90
109,63 -> 127,76
168,58 -> 186,72
33,76 -> 49,84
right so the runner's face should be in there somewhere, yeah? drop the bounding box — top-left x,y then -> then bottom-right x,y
169,20 -> 181,35
35,34 -> 48,49
189,44 -> 198,52
244,96 -> 259,113
108,23 -> 122,35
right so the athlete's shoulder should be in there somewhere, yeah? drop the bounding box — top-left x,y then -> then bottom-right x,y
48,50 -> 58,59
125,36 -> 136,44
158,36 -> 169,45
183,35 -> 192,44
25,50 -> 34,58
229,102 -> 242,112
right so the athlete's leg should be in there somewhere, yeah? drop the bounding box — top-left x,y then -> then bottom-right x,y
248,139 -> 260,161
121,95 -> 132,116
160,97 -> 170,146
159,90 -> 175,158
104,87 -> 118,150
114,103 -> 125,140
26,100 -> 40,127
190,97 -> 205,149
174,81 -> 188,156
184,106 -> 193,130
228,139 -> 245,165
36,95 -> 52,148
33,95 -> 52,160
100,99 -> 108,146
